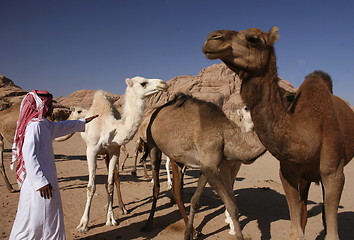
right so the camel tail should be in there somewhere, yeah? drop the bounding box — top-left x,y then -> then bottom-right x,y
306,70 -> 333,94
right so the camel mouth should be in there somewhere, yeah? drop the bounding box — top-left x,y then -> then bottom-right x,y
202,44 -> 230,59
157,84 -> 168,91
144,84 -> 168,97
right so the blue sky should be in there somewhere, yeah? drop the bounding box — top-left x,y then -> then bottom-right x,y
1,0 -> 353,104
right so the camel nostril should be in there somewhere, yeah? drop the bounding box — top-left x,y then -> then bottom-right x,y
209,33 -> 223,40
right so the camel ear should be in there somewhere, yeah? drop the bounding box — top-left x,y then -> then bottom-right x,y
125,78 -> 133,87
267,26 -> 279,46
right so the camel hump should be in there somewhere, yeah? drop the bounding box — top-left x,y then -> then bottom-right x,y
305,70 -> 333,93
160,93 -> 189,109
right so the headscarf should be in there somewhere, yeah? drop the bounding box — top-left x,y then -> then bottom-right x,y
11,90 -> 53,188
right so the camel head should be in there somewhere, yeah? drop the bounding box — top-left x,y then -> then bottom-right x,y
67,106 -> 88,120
202,27 -> 279,75
237,106 -> 254,133
125,76 -> 168,99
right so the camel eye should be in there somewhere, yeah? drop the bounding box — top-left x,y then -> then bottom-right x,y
247,36 -> 260,44
140,81 -> 148,87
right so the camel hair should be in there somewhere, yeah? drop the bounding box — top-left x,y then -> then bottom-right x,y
56,106 -> 129,161
203,27 -> 354,240
0,102 -> 72,193
76,76 -> 168,232
141,94 -> 266,240
121,108 -> 172,189
144,104 -> 256,237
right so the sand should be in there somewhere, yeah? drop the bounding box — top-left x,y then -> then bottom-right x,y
1,133 -> 353,240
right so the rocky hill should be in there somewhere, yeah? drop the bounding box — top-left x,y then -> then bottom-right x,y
0,75 -> 28,110
144,63 -> 296,122
3,62 -> 354,125
0,63 -> 305,122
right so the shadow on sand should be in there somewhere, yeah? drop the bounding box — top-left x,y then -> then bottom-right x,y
72,186 -> 294,240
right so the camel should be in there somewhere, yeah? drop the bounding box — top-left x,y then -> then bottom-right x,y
0,102 -> 19,192
121,109 -> 154,179
55,106 -> 129,161
0,102 -> 72,193
121,109 -> 173,189
76,76 -> 168,232
141,94 -> 266,240
202,27 -> 354,240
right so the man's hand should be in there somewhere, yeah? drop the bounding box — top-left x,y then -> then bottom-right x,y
85,115 -> 99,123
38,184 -> 54,199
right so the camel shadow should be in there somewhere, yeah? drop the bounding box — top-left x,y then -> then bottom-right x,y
79,185 -> 295,240
58,172 -> 154,191
54,154 -> 87,161
186,186 -> 321,240
77,192 -> 184,239
314,210 -> 354,240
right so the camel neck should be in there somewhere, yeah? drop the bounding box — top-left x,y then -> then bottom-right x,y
224,126 -> 266,163
238,51 -> 296,160
116,89 -> 145,145
240,53 -> 288,116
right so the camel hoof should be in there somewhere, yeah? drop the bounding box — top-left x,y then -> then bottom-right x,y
76,226 -> 89,233
192,230 -> 200,239
185,229 -> 200,240
106,219 -> 118,226
120,207 -> 128,215
167,182 -> 172,190
131,171 -> 137,176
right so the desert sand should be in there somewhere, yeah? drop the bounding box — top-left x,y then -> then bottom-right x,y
1,132 -> 353,240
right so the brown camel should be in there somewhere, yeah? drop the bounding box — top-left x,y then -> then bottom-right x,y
142,94 -> 266,240
203,27 -> 354,240
121,109 -> 173,189
0,102 -> 20,192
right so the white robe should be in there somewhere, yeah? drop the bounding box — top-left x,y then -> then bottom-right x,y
10,118 -> 86,240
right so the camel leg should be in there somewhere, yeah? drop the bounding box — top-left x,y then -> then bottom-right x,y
165,156 -> 172,189
105,153 -> 128,215
77,149 -> 97,232
105,150 -> 128,215
103,152 -> 118,226
170,160 -> 189,225
140,141 -> 151,180
141,146 -> 162,232
220,161 -> 242,235
279,163 -> 305,240
113,162 -> 128,215
184,173 -> 207,240
0,135 -> 15,192
299,178 -> 311,231
131,140 -> 141,176
201,159 -> 244,240
320,160 -> 344,240
120,147 -> 129,172
141,158 -> 151,180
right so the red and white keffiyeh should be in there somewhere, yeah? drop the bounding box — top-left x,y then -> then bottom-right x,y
11,90 -> 53,188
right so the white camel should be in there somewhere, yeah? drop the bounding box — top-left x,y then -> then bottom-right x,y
76,76 -> 168,232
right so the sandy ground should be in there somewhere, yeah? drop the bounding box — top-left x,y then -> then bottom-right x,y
1,133 -> 354,240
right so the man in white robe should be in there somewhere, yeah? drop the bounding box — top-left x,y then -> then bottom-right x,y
10,90 -> 97,240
